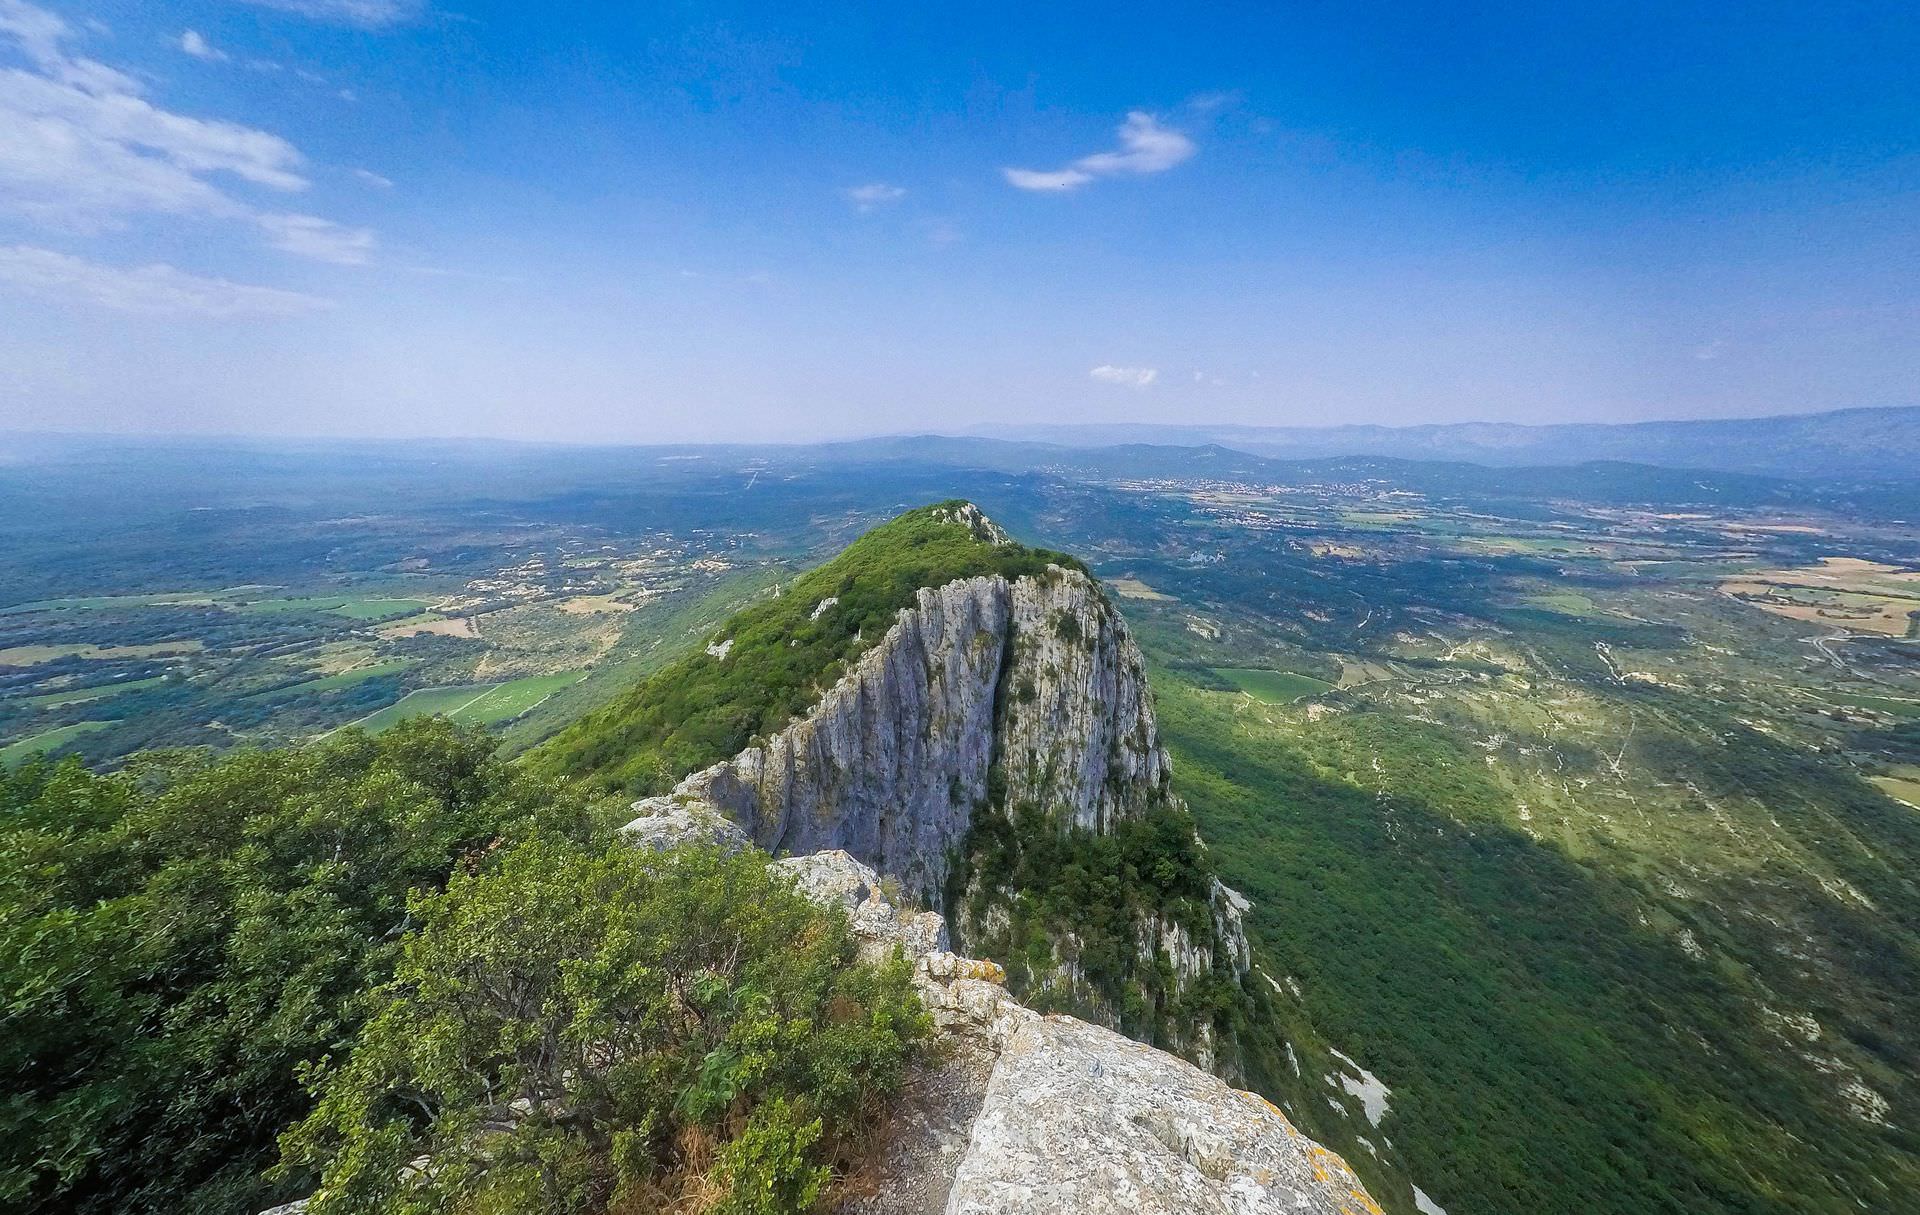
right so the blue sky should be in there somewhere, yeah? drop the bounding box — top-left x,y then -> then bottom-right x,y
0,0 -> 1914,442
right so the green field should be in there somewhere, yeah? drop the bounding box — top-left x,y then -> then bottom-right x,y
1874,773 -> 1920,808
350,671 -> 585,734
1524,590 -> 1602,616
238,595 -> 431,621
1829,692 -> 1920,719
1214,667 -> 1334,703
1,720 -> 115,765
305,659 -> 417,692
0,586 -> 276,615
22,675 -> 169,709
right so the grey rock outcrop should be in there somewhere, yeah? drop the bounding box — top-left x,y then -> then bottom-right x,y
773,850 -> 951,962
617,796 -> 750,853
946,1015 -> 1378,1215
788,852 -> 1376,1215
669,573 -> 1012,899
631,562 -> 1249,997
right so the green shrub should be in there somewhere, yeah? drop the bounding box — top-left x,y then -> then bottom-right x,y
0,719 -> 614,1215
278,838 -> 927,1215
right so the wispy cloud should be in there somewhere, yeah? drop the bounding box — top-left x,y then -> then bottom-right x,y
1090,364 -> 1158,388
0,0 -> 374,262
1005,111 -> 1195,193
352,167 -> 394,188
843,182 -> 906,212
0,244 -> 330,315
256,212 -> 374,264
236,0 -> 425,28
178,29 -> 228,62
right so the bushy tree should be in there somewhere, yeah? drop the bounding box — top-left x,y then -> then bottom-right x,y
279,838 -> 927,1215
0,719 -> 619,1215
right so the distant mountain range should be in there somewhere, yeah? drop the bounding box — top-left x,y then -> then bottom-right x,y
966,404 -> 1920,481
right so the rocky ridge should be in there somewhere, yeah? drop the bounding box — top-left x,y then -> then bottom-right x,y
626,808 -> 1381,1215
629,557 -> 1250,1043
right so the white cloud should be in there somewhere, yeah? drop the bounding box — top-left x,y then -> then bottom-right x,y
256,212 -> 374,264
1005,111 -> 1195,193
1003,167 -> 1091,192
178,30 -> 227,62
236,0 -> 425,29
1090,364 -> 1158,388
0,1 -> 373,264
0,243 -> 330,315
352,167 -> 393,188
843,182 -> 906,212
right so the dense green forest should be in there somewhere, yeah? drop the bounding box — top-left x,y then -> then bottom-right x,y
0,721 -> 922,1215
1155,675 -> 1920,1214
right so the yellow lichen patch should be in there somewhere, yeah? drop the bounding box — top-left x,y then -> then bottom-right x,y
1248,1092 -> 1299,1133
954,958 -> 1007,983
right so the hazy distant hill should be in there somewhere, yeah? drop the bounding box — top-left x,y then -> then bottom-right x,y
970,404 -> 1920,480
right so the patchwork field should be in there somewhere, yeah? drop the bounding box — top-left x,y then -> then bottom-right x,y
0,640 -> 204,665
1722,557 -> 1920,636
1109,577 -> 1175,601
1,720 -> 115,766
237,595 -> 432,621
347,671 -> 586,734
1214,666 -> 1334,703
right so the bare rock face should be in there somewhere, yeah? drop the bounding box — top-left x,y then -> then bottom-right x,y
647,563 -> 1244,950
672,574 -> 1013,900
772,850 -> 951,963
946,1015 -> 1379,1215
995,571 -> 1170,834
657,563 -> 1175,898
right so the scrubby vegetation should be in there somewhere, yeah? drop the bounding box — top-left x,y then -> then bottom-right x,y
532,502 -> 1083,794
0,719 -> 623,1214
281,839 -> 926,1215
950,792 -> 1243,1049
0,720 -> 924,1215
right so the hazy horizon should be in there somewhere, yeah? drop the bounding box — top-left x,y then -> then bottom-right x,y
2,1 -> 1915,444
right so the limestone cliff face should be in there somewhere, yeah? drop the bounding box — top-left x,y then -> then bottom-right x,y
651,563 -> 1176,885
660,573 -> 1010,900
629,562 -> 1251,1018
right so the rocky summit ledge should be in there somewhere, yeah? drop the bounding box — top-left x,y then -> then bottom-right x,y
625,803 -> 1382,1215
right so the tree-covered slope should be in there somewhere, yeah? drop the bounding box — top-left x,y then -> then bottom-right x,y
528,501 -> 1082,795
1154,673 -> 1920,1215
0,720 -> 626,1215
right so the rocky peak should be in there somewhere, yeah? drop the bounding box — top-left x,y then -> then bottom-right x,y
622,527 -> 1253,1074
929,501 -> 1014,546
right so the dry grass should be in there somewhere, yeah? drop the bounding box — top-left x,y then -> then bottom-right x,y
1109,577 -> 1175,601
377,615 -> 479,639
